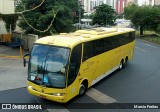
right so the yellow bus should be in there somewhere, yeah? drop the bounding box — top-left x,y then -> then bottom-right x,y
24,27 -> 135,103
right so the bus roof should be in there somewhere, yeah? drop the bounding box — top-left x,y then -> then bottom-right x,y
35,27 -> 135,48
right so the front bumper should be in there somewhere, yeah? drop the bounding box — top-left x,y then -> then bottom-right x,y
28,86 -> 67,103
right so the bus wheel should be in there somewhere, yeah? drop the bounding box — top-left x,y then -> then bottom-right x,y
79,83 -> 86,96
124,57 -> 128,67
118,60 -> 124,70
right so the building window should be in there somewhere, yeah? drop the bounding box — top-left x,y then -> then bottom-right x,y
90,1 -> 96,10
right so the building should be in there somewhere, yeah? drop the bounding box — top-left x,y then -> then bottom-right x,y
116,0 -> 127,14
82,0 -> 132,15
82,0 -> 116,13
149,0 -> 154,5
0,0 -> 15,14
154,0 -> 160,5
139,0 -> 159,6
127,0 -> 138,5
104,0 -> 116,9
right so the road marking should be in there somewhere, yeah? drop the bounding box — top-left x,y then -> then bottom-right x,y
135,47 -> 146,52
35,98 -> 70,112
145,44 -> 158,49
0,55 -> 22,59
86,88 -> 116,103
35,88 -> 117,111
0,66 -> 24,68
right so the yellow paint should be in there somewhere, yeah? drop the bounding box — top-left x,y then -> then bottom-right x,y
0,34 -> 12,43
20,46 -> 23,58
0,55 -> 22,59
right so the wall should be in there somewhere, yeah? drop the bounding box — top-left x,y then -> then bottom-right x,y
154,0 -> 160,5
12,31 -> 38,51
0,0 -> 15,14
0,20 -> 7,34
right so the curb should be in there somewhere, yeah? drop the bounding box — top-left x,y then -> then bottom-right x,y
0,54 -> 22,59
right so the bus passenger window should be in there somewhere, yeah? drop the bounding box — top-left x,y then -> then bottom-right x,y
94,39 -> 104,55
83,42 -> 94,61
104,38 -> 113,51
130,32 -> 135,42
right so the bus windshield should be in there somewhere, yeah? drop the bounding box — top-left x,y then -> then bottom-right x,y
28,44 -> 70,88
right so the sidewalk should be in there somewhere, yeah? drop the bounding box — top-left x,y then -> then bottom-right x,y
0,58 -> 27,91
0,45 -> 29,59
0,45 -> 28,91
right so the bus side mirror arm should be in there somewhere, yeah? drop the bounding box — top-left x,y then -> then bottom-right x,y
23,53 -> 30,67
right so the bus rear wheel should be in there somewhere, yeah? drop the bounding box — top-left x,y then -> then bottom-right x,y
118,60 -> 124,70
124,57 -> 128,68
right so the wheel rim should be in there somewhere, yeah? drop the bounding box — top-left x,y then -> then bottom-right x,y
119,62 -> 123,69
79,84 -> 85,95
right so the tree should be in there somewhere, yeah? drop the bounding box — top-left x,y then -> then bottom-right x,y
150,6 -> 160,32
124,5 -> 160,35
16,0 -> 81,36
0,13 -> 2,18
1,14 -> 19,32
124,4 -> 139,20
92,4 -> 116,26
132,6 -> 151,35
155,24 -> 160,34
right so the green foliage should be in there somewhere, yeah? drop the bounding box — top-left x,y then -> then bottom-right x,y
124,4 -> 139,20
124,5 -> 160,35
15,0 -> 27,12
155,24 -> 160,34
17,0 -> 80,36
1,14 -> 19,32
92,4 -> 116,26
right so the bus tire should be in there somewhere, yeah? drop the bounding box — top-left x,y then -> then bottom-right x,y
79,82 -> 87,96
124,57 -> 128,68
118,60 -> 124,70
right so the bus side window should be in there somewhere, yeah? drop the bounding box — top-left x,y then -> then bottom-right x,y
130,32 -> 135,42
68,44 -> 82,86
94,39 -> 104,55
112,36 -> 119,49
104,38 -> 113,51
83,42 -> 94,61
119,34 -> 125,46
124,33 -> 130,43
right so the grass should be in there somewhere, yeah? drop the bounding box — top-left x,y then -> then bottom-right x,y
136,30 -> 160,45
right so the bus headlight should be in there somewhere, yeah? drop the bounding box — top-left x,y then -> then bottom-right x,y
52,93 -> 65,96
28,85 -> 36,90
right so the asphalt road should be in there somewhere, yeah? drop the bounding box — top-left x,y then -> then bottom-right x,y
0,38 -> 160,112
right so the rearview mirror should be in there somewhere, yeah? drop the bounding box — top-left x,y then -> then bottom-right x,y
23,53 -> 30,67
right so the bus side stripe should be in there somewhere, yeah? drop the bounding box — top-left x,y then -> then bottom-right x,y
91,65 -> 119,86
